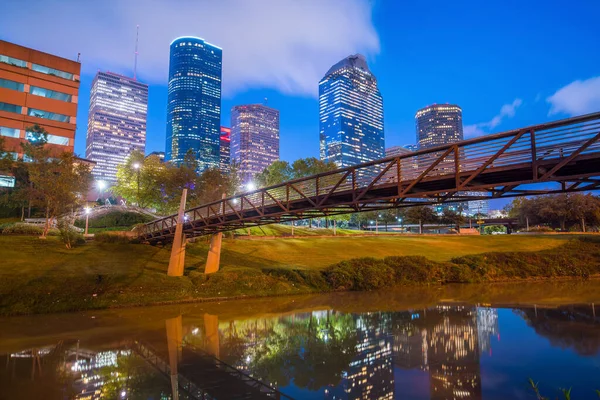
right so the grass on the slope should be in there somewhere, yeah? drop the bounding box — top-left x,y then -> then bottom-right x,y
232,224 -> 361,237
217,234 -> 572,268
0,234 -> 591,316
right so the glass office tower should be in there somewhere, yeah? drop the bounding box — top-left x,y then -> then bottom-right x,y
415,104 -> 463,150
166,36 -> 222,171
231,104 -> 280,183
86,71 -> 148,183
319,54 -> 384,167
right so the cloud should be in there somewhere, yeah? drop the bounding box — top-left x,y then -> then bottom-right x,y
464,98 -> 523,138
0,0 -> 379,98
547,76 -> 600,116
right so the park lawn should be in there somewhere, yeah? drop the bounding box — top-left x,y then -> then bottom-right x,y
217,234 -> 573,269
0,234 -> 586,315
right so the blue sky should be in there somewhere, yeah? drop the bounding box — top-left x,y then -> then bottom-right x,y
2,0 -> 600,178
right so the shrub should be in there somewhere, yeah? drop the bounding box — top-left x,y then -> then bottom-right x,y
75,211 -> 153,229
57,219 -> 85,249
323,257 -> 394,291
94,232 -> 133,244
1,223 -> 59,236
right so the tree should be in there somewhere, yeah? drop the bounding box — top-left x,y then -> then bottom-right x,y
441,206 -> 466,233
28,151 -> 92,237
291,157 -> 337,179
112,151 -> 166,210
255,160 -> 293,187
405,206 -> 438,233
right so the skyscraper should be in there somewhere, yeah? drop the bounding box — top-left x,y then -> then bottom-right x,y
415,104 -> 463,149
231,104 -> 279,183
319,54 -> 384,167
85,72 -> 148,183
219,126 -> 231,173
166,36 -> 222,171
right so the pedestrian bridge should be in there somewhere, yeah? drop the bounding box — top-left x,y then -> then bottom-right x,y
138,112 -> 600,244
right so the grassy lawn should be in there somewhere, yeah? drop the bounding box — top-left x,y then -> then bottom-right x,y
217,234 -> 572,269
0,233 -> 592,316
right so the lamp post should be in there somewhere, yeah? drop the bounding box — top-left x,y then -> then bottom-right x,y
84,207 -> 90,235
133,162 -> 141,206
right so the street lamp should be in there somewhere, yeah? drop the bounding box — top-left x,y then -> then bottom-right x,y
84,207 -> 90,235
133,162 -> 141,207
245,182 -> 256,192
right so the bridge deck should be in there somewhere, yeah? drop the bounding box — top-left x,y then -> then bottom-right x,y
139,112 -> 600,243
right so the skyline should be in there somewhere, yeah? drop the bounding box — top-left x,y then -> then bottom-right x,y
1,1 -> 599,169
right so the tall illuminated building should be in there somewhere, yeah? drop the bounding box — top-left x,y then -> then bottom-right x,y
415,104 -> 463,149
220,126 -> 231,173
166,36 -> 222,171
231,104 -> 279,182
319,54 -> 384,167
85,72 -> 148,183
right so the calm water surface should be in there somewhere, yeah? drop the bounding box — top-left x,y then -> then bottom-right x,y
1,281 -> 599,400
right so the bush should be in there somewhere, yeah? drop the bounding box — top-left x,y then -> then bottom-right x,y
1,223 -> 59,236
57,219 -> 85,249
75,211 -> 153,229
94,232 -> 133,244
323,257 -> 395,291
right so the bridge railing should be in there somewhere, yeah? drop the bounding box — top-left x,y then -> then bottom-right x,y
140,112 -> 600,238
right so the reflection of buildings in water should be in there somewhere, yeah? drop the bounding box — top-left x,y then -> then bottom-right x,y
392,312 -> 428,370
69,349 -> 127,400
325,313 -> 395,400
477,307 -> 499,355
427,306 -> 482,400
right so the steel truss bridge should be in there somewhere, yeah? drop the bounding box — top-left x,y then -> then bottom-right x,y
139,112 -> 600,243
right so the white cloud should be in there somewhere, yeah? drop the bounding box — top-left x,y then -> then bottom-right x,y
0,0 -> 379,97
464,99 -> 523,138
547,76 -> 600,116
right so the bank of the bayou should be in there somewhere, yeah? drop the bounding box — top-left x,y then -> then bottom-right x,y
0,235 -> 599,316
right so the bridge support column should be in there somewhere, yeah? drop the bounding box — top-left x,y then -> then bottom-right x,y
167,189 -> 187,277
204,193 -> 225,275
204,232 -> 222,274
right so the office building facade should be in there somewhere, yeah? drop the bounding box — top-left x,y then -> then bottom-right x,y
219,126 -> 231,173
0,40 -> 80,161
319,54 -> 384,167
415,104 -> 463,150
85,71 -> 148,183
166,37 -> 222,171
231,104 -> 279,183
385,145 -> 413,158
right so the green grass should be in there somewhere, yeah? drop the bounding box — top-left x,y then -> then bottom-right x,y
0,234 -> 597,316
218,234 -> 572,268
232,224 -> 362,237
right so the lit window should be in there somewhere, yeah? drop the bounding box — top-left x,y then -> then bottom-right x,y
0,175 -> 15,188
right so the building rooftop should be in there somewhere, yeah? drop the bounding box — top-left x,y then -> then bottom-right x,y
323,54 -> 372,78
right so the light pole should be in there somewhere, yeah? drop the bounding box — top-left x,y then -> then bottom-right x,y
133,162 -> 141,206
84,207 -> 90,235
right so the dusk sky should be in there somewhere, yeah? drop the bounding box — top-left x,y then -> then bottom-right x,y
2,0 -> 599,164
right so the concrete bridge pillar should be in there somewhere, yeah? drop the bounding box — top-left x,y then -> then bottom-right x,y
204,233 -> 223,274
204,193 -> 226,275
167,189 -> 187,277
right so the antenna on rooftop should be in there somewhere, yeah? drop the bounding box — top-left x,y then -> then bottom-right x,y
133,25 -> 139,80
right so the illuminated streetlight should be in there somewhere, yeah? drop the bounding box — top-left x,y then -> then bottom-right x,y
245,182 -> 256,191
132,162 -> 141,169
132,163 -> 141,206
232,198 -> 239,205
96,180 -> 106,190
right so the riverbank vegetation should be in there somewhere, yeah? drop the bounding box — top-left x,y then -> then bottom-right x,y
0,234 -> 598,316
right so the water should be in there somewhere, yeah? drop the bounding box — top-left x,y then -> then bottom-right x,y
1,282 -> 599,400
